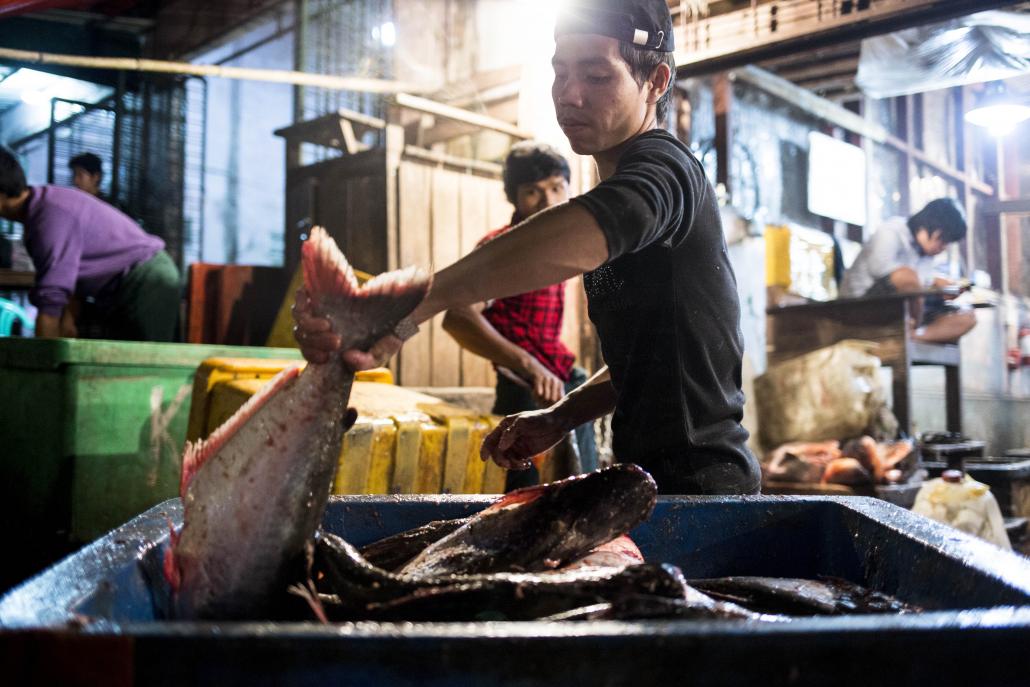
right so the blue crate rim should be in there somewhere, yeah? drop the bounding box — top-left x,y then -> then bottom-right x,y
3,494 -> 1030,633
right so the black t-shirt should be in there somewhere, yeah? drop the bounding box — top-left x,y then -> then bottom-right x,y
573,129 -> 759,495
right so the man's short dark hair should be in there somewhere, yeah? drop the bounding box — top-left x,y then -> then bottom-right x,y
908,198 -> 967,243
0,147 -> 27,198
69,152 -> 103,178
617,43 -> 675,125
502,142 -> 571,204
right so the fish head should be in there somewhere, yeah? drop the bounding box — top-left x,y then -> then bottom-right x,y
486,464 -> 658,568
548,463 -> 657,543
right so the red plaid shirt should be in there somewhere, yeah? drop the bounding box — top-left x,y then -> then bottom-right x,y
477,223 -> 575,381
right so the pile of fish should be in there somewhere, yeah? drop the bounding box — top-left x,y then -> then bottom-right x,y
762,436 -> 916,488
154,228 -> 917,623
307,468 -> 917,622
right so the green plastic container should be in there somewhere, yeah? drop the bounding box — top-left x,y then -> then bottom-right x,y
0,338 -> 301,587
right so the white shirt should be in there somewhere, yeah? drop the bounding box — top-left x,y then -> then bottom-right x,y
840,217 -> 937,298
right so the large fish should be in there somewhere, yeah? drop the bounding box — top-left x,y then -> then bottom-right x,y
359,524 -> 645,574
358,516 -> 470,571
163,227 -> 430,619
689,576 -> 918,616
315,531 -> 687,621
397,464 -> 658,577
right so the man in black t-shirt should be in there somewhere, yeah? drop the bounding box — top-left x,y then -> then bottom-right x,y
294,0 -> 760,495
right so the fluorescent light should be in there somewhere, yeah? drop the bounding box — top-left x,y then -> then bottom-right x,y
964,80 -> 1030,137
965,103 -> 1030,136
380,21 -> 395,47
371,21 -> 395,47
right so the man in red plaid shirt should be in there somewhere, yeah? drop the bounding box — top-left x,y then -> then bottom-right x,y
443,142 -> 597,490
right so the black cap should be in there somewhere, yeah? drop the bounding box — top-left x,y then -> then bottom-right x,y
556,1 -> 675,53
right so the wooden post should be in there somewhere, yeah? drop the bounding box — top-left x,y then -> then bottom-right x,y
713,73 -> 732,196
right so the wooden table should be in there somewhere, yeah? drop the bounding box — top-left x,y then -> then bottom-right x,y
766,292 -> 967,435
0,269 -> 34,289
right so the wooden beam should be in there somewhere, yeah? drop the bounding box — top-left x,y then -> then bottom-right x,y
795,75 -> 859,94
759,43 -> 861,71
713,73 -> 731,190
429,64 -> 522,104
274,108 -> 385,153
392,93 -> 531,140
0,46 -> 431,94
885,133 -> 994,196
731,65 -> 890,142
776,56 -> 860,83
401,145 -> 503,177
982,198 -> 1030,215
730,65 -> 996,198
415,99 -> 520,148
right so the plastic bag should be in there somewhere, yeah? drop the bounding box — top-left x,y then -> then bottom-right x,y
912,472 -> 1012,550
754,340 -> 892,449
856,10 -> 1030,99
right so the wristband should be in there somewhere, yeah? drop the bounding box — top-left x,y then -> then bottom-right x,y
393,316 -> 420,342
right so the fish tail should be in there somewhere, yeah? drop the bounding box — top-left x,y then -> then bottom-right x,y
301,227 -> 431,351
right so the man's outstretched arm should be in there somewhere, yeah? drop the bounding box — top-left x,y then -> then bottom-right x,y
297,201 -> 608,369
415,202 -> 607,323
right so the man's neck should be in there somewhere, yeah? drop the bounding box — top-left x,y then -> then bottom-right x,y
0,189 -> 31,223
592,114 -> 660,180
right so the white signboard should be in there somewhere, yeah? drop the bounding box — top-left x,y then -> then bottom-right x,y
807,131 -> 867,227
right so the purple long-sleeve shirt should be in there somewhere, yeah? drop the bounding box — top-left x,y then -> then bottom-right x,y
23,185 -> 164,316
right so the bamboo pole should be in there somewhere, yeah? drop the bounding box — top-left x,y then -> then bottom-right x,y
0,47 -> 431,95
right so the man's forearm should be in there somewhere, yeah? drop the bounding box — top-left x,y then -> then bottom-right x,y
35,313 -> 61,338
442,306 -> 532,374
552,366 -> 616,429
412,202 -> 607,325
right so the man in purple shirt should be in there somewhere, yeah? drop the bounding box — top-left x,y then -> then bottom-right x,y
0,147 -> 180,341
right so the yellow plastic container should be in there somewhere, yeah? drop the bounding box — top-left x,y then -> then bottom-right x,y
764,224 -> 838,301
188,358 -> 504,495
186,357 -> 393,442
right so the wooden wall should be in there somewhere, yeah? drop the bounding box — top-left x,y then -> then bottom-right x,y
396,158 -> 510,388
285,147 -> 591,389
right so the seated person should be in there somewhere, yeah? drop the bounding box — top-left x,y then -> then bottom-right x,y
840,198 -> 975,344
0,147 -> 180,341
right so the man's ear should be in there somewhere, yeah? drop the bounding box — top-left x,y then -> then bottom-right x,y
648,62 -> 672,104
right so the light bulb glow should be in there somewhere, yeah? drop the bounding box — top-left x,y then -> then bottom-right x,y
965,103 -> 1030,137
372,21 -> 395,47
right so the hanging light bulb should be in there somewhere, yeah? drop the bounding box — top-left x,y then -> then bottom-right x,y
965,80 -> 1030,137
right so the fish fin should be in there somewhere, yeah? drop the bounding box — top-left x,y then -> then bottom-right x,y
178,365 -> 303,497
163,524 -> 181,592
302,227 -> 431,350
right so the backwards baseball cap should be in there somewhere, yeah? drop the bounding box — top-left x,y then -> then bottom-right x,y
555,0 -> 675,53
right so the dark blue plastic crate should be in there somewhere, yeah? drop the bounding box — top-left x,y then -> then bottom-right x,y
2,495 -> 1029,686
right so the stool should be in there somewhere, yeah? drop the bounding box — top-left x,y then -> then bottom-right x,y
0,297 -> 34,337
766,293 -> 961,435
